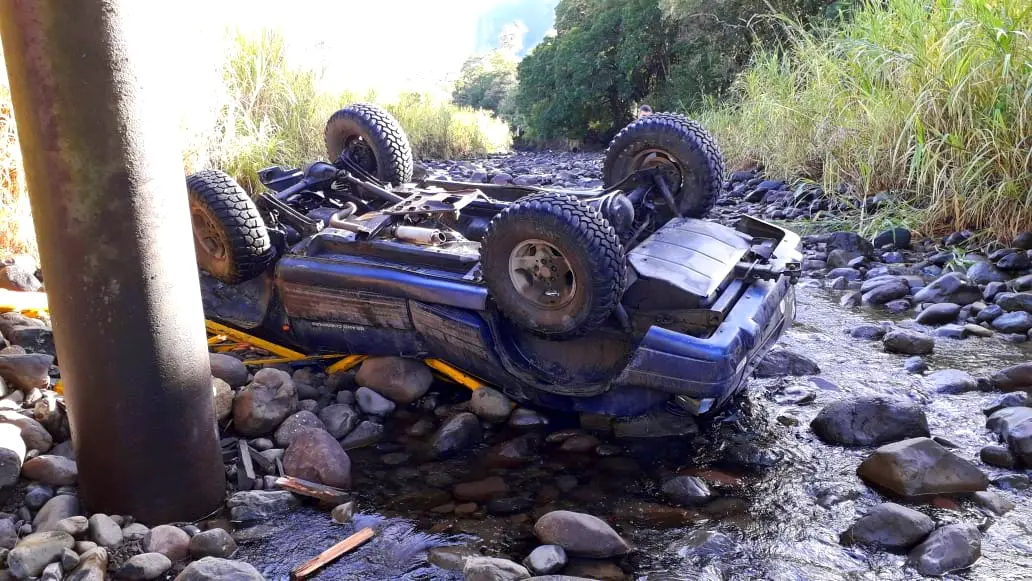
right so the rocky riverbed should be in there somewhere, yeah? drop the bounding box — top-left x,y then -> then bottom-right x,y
0,151 -> 1029,580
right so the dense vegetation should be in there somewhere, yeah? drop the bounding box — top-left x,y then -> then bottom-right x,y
506,0 -> 842,142
697,0 -> 1031,239
460,0 -> 1027,238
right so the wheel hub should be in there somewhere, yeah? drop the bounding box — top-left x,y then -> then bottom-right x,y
508,239 -> 576,309
191,209 -> 227,260
634,149 -> 684,205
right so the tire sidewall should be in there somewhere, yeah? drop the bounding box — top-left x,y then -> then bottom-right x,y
482,215 -> 596,333
603,114 -> 723,219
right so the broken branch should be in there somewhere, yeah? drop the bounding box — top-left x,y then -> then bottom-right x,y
291,527 -> 375,579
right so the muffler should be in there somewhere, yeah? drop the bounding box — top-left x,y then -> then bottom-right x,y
395,225 -> 446,245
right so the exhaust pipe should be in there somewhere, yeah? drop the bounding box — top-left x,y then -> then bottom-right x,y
395,225 -> 446,245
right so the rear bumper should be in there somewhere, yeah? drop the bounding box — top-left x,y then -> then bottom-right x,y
613,274 -> 796,411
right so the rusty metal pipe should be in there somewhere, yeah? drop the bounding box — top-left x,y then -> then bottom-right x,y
0,0 -> 225,523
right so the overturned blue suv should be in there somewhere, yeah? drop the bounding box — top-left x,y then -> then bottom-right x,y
188,104 -> 801,425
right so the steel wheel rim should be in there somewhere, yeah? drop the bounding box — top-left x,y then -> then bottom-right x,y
508,239 -> 577,309
191,209 -> 227,261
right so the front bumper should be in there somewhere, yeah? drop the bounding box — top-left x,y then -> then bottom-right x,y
613,273 -> 797,412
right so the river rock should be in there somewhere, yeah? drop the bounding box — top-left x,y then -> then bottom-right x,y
430,412 -> 482,458
533,510 -> 630,558
0,423 -> 25,487
977,304 -> 1004,322
862,279 -> 910,306
143,525 -> 190,561
283,427 -> 351,488
232,368 -> 298,437
339,420 -> 384,450
883,329 -> 934,355
840,502 -> 933,550
904,356 -> 929,374
986,406 -> 1032,465
967,261 -> 1006,285
828,232 -> 873,255
907,523 -> 981,577
272,411 -> 325,448
0,264 -> 42,292
509,408 -> 549,428
453,476 -> 508,502
211,378 -> 233,422
873,228 -> 911,249
0,353 -> 52,392
997,292 -> 1032,313
984,392 -> 1029,416
8,531 -> 74,578
661,476 -> 712,506
926,369 -> 978,394
990,362 -> 1032,391
119,552 -> 172,580
54,516 -> 87,537
811,397 -> 929,446
355,387 -> 395,416
354,357 -> 432,404
34,494 -> 80,532
1014,232 -> 1032,250
486,434 -> 539,467
123,523 -> 149,540
226,490 -> 300,522
912,274 -> 981,306
829,267 -> 861,281
667,530 -> 735,559
66,546 -> 108,581
980,445 -> 1015,468
471,387 -> 513,422
753,349 -> 820,377
318,404 -> 359,439
0,518 -> 18,549
209,354 -> 248,388
174,557 -> 264,581
915,303 -> 960,326
0,409 -> 53,452
188,528 -> 237,559
993,311 -> 1032,334
21,455 -> 76,485
87,513 -> 121,548
463,556 -> 530,581
524,545 -> 567,575
857,437 -> 988,496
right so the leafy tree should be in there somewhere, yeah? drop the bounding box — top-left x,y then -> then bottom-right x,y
452,50 -> 519,118
514,0 -> 676,141
512,0 -> 842,141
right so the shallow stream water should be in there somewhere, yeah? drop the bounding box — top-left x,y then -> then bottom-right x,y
236,285 -> 1032,580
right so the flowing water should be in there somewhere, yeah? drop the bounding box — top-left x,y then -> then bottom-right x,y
236,285 -> 1032,580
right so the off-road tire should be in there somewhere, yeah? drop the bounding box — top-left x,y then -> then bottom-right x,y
324,103 -> 414,185
480,193 -> 625,339
603,112 -> 724,219
186,169 -> 274,284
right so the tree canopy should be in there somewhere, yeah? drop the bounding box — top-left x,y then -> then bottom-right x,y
510,0 -> 842,142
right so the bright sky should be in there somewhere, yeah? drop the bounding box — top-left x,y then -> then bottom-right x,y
129,0 -> 556,97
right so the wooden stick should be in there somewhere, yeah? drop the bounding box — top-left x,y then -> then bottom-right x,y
276,476 -> 350,504
292,527 -> 375,579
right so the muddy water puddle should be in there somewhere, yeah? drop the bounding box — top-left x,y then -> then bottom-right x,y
238,286 -> 1032,580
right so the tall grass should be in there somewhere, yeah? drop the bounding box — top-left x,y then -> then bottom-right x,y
0,89 -> 36,257
202,31 -> 511,191
696,0 -> 1032,240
